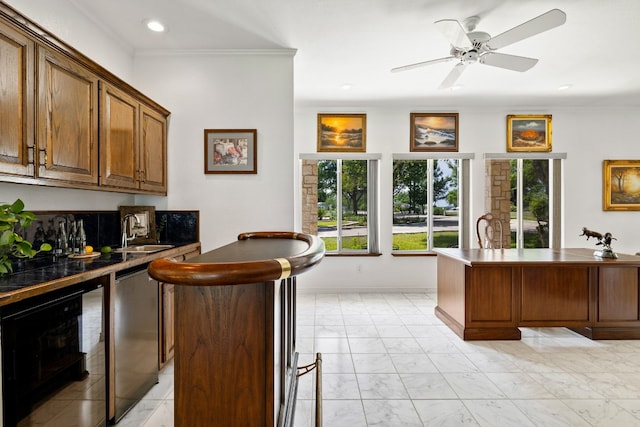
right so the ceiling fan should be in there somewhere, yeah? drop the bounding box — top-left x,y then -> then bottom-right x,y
391,9 -> 566,89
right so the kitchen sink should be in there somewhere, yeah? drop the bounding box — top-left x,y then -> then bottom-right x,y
114,244 -> 174,254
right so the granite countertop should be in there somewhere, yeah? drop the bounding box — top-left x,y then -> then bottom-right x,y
0,242 -> 201,307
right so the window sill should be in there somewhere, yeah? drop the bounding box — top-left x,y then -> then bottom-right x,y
325,252 -> 382,257
391,251 -> 438,257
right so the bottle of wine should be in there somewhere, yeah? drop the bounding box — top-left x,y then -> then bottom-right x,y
68,220 -> 77,254
77,220 -> 87,254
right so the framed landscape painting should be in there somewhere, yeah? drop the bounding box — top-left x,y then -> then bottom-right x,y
317,114 -> 366,152
602,160 -> 640,211
204,129 -> 257,174
410,113 -> 458,152
507,114 -> 552,152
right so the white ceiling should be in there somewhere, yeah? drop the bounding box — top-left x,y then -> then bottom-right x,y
68,0 -> 640,107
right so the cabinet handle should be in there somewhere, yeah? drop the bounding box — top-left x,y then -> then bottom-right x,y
140,170 -> 146,183
27,146 -> 35,165
39,148 -> 47,166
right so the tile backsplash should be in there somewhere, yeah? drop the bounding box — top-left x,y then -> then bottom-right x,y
22,210 -> 199,251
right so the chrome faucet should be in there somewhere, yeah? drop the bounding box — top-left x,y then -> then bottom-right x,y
121,214 -> 140,249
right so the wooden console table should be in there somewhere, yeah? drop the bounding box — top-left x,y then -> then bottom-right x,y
148,232 -> 324,427
435,248 -> 640,340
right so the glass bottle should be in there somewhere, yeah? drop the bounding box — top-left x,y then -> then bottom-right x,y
56,220 -> 68,256
68,220 -> 77,254
45,219 -> 56,247
77,220 -> 87,254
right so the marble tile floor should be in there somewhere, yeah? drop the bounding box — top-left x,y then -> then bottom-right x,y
120,291 -> 640,427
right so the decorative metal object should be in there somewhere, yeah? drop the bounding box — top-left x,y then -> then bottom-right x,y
580,227 -> 617,259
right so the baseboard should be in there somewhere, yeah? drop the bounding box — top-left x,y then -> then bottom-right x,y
297,287 -> 436,294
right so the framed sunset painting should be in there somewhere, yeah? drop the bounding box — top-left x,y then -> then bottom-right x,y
317,114 -> 366,152
603,160 -> 640,211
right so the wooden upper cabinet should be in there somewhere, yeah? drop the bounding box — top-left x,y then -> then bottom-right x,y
99,82 -> 167,194
139,104 -> 167,194
99,82 -> 138,189
0,7 -> 169,194
0,20 -> 34,177
36,46 -> 99,185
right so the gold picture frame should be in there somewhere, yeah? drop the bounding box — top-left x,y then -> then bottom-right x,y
410,112 -> 459,152
506,114 -> 552,152
317,113 -> 366,152
602,160 -> 640,211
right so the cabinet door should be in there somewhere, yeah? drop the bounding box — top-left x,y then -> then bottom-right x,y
160,283 -> 175,366
99,82 -> 138,189
37,46 -> 98,184
139,104 -> 167,194
0,21 -> 34,177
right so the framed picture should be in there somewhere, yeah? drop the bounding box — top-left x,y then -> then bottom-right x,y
317,114 -> 366,152
507,114 -> 552,152
602,160 -> 640,211
204,129 -> 257,174
410,112 -> 459,152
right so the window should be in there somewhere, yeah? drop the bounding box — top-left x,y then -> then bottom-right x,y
484,153 -> 564,248
392,153 -> 473,253
300,153 -> 380,254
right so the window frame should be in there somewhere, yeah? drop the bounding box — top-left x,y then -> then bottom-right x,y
299,153 -> 381,255
483,152 -> 565,249
392,153 -> 474,254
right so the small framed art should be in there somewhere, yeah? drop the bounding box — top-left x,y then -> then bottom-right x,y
603,160 -> 640,211
506,114 -> 552,152
204,129 -> 257,174
410,112 -> 459,152
317,113 -> 366,152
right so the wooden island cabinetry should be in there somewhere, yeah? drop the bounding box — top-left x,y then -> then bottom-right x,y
149,232 -> 325,427
0,4 -> 169,195
435,248 -> 640,340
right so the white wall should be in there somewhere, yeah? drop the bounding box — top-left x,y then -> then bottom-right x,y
132,50 -> 296,252
294,105 -> 640,291
3,0 -> 134,81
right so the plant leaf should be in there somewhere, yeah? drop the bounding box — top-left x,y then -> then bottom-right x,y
40,243 -> 53,252
10,199 -> 25,214
0,230 -> 15,246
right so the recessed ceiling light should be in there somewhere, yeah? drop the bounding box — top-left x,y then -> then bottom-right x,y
557,84 -> 572,91
145,20 -> 166,33
450,84 -> 464,91
340,83 -> 353,91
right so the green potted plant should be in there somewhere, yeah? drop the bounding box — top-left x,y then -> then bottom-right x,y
0,199 -> 52,275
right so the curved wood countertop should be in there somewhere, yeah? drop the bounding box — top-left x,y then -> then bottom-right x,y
148,231 -> 325,286
0,242 -> 201,307
435,247 -> 640,267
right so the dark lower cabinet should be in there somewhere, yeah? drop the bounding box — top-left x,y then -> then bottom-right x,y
1,280 -> 107,426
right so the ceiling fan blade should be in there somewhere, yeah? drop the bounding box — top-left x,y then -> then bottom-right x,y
486,9 -> 566,50
480,52 -> 538,72
391,56 -> 454,73
438,62 -> 467,90
434,19 -> 473,49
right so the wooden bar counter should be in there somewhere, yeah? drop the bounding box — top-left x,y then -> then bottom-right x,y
434,248 -> 640,341
148,232 -> 324,427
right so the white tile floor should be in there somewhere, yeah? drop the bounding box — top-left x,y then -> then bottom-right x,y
121,291 -> 640,427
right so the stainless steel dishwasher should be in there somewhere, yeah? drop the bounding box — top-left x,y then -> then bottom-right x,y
113,266 -> 159,423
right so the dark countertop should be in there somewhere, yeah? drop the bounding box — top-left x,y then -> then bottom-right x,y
0,242 -> 201,307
